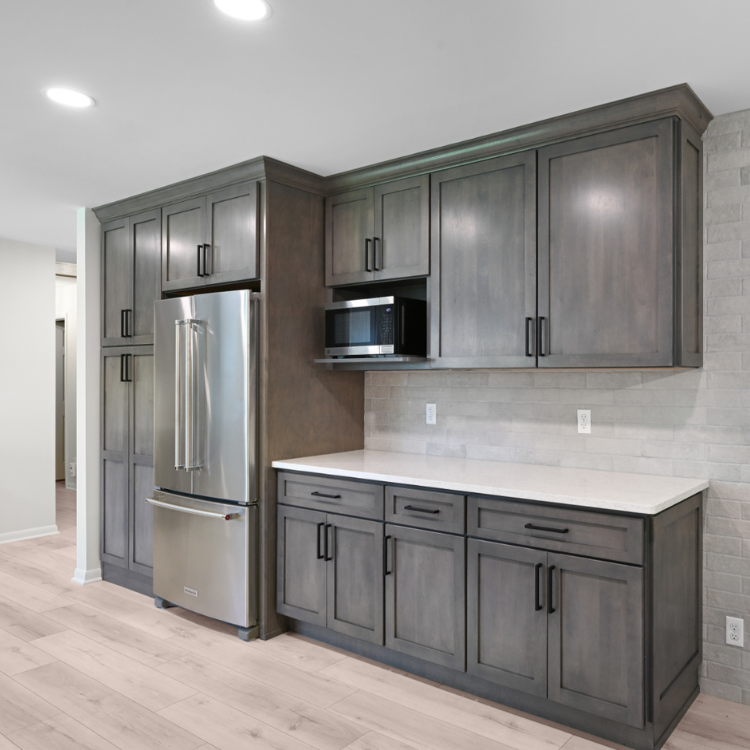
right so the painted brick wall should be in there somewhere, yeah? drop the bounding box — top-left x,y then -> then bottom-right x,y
363,109 -> 750,704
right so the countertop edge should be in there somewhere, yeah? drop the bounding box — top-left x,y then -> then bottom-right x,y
271,458 -> 709,516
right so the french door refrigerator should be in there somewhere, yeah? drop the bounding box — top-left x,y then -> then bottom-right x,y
150,289 -> 259,640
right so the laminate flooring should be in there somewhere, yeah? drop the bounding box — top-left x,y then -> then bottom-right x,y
0,482 -> 745,750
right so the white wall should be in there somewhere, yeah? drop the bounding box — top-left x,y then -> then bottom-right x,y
73,208 -> 101,585
55,274 -> 77,490
0,237 -> 57,543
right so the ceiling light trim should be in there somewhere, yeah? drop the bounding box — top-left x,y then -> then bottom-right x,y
44,88 -> 96,108
214,0 -> 271,21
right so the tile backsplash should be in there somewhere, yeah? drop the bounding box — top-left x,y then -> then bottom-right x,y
364,109 -> 750,705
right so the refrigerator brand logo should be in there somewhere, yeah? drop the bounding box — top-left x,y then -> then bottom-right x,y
184,586 -> 198,597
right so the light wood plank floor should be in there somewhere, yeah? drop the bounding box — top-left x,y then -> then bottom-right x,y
0,482 -> 746,750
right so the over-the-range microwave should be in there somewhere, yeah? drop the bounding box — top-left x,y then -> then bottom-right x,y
324,296 -> 427,358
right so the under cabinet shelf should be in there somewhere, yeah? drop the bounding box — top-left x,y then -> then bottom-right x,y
314,356 -> 429,365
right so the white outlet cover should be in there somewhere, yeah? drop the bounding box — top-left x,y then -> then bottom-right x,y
426,403 -> 436,425
577,409 -> 591,434
726,616 -> 744,646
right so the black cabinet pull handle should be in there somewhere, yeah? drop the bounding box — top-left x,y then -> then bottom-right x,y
324,524 -> 333,561
383,535 -> 392,576
525,317 -> 535,357
204,244 -> 212,276
311,491 -> 342,500
535,562 -> 543,611
373,237 -> 381,271
538,317 -> 547,356
197,245 -> 204,277
548,565 -> 557,614
365,238 -> 372,272
120,353 -> 126,382
126,309 -> 133,338
316,522 -> 325,560
403,505 -> 440,514
120,309 -> 127,338
525,523 -> 569,534
127,354 -> 133,382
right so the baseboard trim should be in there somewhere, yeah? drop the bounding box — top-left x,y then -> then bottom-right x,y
72,566 -> 103,586
0,525 -> 59,545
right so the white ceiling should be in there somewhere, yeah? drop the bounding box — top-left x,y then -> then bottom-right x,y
3,0 -> 750,256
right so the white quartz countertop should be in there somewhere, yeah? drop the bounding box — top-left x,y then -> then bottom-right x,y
272,450 -> 708,515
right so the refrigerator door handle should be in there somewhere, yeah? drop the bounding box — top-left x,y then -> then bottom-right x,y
145,497 -> 233,520
184,318 -> 204,472
174,321 -> 185,470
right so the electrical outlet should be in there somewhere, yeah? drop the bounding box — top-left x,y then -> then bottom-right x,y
426,403 -> 437,425
726,616 -> 744,646
69,462 -> 76,477
577,409 -> 591,434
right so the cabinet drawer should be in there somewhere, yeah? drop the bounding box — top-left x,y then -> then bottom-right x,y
468,496 -> 643,565
278,472 -> 384,520
385,486 -> 465,533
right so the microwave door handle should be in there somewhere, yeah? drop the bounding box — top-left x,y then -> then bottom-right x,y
174,321 -> 185,470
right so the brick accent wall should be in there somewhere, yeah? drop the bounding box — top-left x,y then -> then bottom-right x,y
363,110 -> 750,704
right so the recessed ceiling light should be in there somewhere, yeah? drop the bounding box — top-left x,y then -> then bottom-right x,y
214,0 -> 271,21
45,88 -> 96,108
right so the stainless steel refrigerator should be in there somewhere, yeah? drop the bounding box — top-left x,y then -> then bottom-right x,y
149,289 -> 259,640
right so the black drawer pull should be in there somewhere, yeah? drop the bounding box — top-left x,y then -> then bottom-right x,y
525,523 -> 569,534
403,505 -> 440,514
534,562 -> 543,612
311,491 -> 342,500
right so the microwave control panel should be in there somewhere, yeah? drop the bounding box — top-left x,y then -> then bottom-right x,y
380,307 -> 394,345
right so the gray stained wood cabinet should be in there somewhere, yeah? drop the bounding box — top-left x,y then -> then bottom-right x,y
102,210 -> 161,347
279,471 -> 703,750
277,504 -> 384,645
100,347 -> 154,578
385,524 -> 466,671
467,540 -> 644,727
162,181 -> 259,292
430,153 -> 537,368
537,118 -> 679,367
325,175 -> 429,286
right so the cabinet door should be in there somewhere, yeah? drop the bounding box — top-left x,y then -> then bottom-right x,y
430,152 -> 537,368
547,552 -> 644,728
538,119 -> 675,367
327,514 -> 384,645
102,219 -> 132,346
325,189 -> 374,286
205,182 -> 259,286
277,505 -> 327,626
373,175 -> 429,282
131,211 -> 161,345
467,540 -> 547,697
101,349 -> 130,568
385,525 -> 465,670
129,348 -> 154,576
162,197 -> 206,292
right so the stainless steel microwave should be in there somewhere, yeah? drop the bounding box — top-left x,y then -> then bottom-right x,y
324,297 -> 427,357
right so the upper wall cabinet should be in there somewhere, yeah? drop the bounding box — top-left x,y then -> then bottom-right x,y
430,153 -> 537,368
162,181 -> 259,292
325,175 -> 429,286
537,118 -> 689,368
102,210 -> 161,347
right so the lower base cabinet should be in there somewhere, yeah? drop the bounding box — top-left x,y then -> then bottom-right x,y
467,539 -> 644,727
385,524 -> 466,671
277,472 -> 702,750
277,505 -> 384,644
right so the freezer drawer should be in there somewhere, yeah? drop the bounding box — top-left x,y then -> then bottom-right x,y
148,491 -> 257,628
